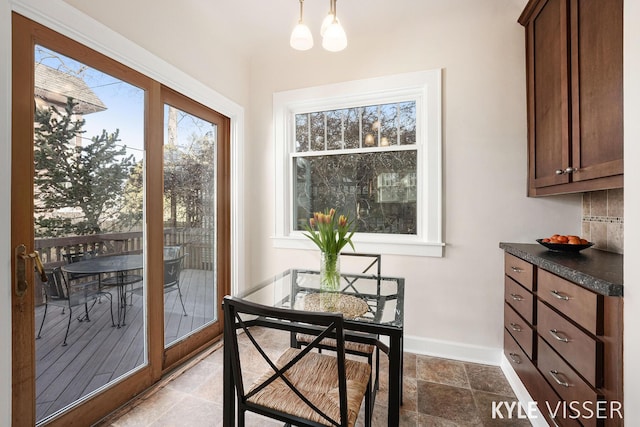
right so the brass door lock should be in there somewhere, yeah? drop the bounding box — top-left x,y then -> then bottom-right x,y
15,244 -> 47,298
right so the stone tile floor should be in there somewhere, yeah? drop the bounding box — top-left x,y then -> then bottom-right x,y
101,328 -> 531,426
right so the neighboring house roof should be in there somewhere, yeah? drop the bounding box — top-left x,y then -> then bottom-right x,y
35,64 -> 107,114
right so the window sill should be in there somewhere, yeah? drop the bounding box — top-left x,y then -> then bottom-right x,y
272,235 -> 444,257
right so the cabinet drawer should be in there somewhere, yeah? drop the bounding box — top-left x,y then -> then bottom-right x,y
504,253 -> 534,291
505,276 -> 533,323
528,368 -> 583,427
504,303 -> 533,359
537,269 -> 603,335
538,300 -> 603,388
538,338 -> 602,427
503,328 -> 538,390
504,331 -> 581,427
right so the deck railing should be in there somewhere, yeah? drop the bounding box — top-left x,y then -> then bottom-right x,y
33,228 -> 214,304
35,231 -> 144,268
35,228 -> 213,270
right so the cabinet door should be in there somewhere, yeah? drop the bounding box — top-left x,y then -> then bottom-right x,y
527,0 -> 571,189
569,0 -> 623,182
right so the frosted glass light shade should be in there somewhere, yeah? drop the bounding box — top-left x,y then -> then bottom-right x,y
320,13 -> 336,36
322,21 -> 347,52
290,23 -> 314,50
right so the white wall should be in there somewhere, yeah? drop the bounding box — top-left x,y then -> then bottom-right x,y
246,0 -> 581,362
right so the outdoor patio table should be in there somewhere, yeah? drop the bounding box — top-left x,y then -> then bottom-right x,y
62,254 -> 143,328
223,269 -> 405,427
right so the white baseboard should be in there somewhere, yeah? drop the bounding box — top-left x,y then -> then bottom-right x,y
402,334 -> 503,365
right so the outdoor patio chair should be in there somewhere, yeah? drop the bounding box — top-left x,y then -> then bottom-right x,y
37,267 -> 114,346
223,295 -> 371,427
163,254 -> 188,316
63,250 -> 98,282
163,245 -> 181,260
294,253 -> 383,425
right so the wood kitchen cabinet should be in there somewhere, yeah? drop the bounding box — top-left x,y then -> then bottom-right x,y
501,245 -> 623,427
519,0 -> 623,196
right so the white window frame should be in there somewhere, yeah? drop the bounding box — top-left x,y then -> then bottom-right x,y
273,69 -> 443,257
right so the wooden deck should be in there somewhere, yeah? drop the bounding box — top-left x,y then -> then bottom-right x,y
34,268 -> 216,422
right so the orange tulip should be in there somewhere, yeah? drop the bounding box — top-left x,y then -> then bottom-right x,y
302,208 -> 356,254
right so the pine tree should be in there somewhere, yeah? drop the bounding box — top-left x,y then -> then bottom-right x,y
34,98 -> 137,237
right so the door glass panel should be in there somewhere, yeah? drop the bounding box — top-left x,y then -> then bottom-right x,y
163,105 -> 217,347
33,45 -> 146,423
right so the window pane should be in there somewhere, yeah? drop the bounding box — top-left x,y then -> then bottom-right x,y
293,151 -> 417,234
33,45 -> 146,423
326,109 -> 344,150
362,105 -> 378,148
343,108 -> 360,149
310,112 -> 325,151
295,113 -> 309,152
380,103 -> 398,146
163,105 -> 217,347
399,101 -> 416,145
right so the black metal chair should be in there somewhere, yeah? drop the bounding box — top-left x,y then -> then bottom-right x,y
163,254 -> 188,316
339,252 -> 381,291
223,296 -> 371,427
36,267 -> 114,346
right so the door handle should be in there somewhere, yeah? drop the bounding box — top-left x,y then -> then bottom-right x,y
15,244 -> 47,298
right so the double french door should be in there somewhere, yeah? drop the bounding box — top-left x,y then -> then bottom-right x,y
11,13 -> 230,426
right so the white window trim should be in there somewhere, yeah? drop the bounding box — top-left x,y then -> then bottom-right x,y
273,69 -> 443,257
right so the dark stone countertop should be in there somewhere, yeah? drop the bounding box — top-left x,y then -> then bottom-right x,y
499,242 -> 623,297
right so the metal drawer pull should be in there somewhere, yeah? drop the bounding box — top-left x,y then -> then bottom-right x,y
510,266 -> 523,273
550,290 -> 570,301
508,352 -> 521,364
509,322 -> 523,332
549,370 -> 570,387
549,329 -> 570,343
509,293 -> 524,301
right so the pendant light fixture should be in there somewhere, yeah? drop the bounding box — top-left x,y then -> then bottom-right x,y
321,0 -> 347,52
320,0 -> 337,36
290,0 -> 347,52
290,0 -> 314,51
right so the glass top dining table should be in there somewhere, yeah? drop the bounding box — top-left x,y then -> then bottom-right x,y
230,269 -> 405,426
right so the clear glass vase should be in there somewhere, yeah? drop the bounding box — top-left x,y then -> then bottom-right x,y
320,251 -> 340,292
320,251 -> 340,311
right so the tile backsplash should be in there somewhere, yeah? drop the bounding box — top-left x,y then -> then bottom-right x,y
582,189 -> 623,254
